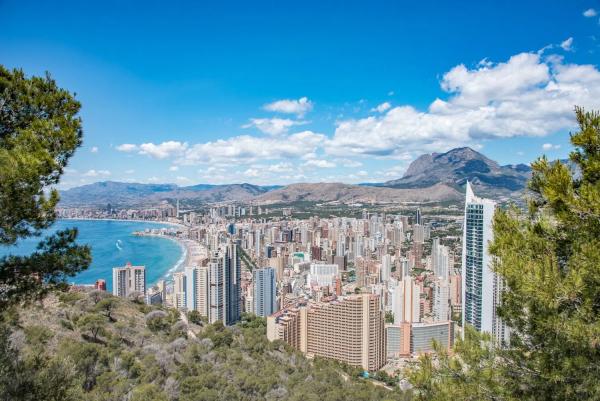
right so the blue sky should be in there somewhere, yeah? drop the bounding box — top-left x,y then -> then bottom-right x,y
1,1 -> 600,188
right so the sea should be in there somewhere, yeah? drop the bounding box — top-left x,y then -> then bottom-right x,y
0,219 -> 184,291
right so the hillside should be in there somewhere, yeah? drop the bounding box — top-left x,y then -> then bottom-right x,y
59,182 -> 277,207
254,182 -> 462,204
382,147 -> 531,198
0,290 -> 410,401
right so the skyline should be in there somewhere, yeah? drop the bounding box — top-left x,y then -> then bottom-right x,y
2,1 -> 600,188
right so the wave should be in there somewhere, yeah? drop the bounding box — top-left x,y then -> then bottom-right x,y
115,240 -> 123,251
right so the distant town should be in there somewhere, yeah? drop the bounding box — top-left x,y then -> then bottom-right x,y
59,181 -> 502,375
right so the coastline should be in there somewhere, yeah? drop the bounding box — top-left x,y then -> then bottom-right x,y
59,217 -> 187,230
60,218 -> 192,287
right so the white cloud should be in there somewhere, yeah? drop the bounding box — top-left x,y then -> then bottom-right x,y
83,169 -> 111,177
542,143 -> 561,150
263,97 -> 313,116
116,143 -> 138,152
326,51 -> 600,158
169,166 -> 179,172
371,102 -> 391,113
242,118 -> 307,135
125,169 -> 135,174
139,141 -> 188,159
336,159 -> 363,168
357,170 -> 368,177
90,146 -> 98,153
583,8 -> 597,17
176,131 -> 325,165
560,37 -> 574,51
147,176 -> 160,183
303,159 -> 336,168
265,162 -> 294,173
243,168 -> 260,177
175,176 -> 191,183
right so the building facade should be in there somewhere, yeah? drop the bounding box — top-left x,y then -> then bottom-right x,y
112,263 -> 146,298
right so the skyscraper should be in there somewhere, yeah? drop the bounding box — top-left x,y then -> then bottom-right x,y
392,276 -> 421,323
208,241 -> 241,325
253,267 -> 277,317
461,182 -> 508,343
112,263 -> 146,298
184,265 -> 209,317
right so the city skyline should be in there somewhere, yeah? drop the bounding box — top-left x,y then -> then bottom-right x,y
2,1 -> 600,188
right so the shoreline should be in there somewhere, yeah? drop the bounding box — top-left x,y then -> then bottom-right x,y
61,218 -> 192,288
59,217 -> 187,230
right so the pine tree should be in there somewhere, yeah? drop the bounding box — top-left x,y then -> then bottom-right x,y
407,107 -> 600,400
0,66 -> 91,309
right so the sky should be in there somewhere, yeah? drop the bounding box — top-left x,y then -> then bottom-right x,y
1,0 -> 600,188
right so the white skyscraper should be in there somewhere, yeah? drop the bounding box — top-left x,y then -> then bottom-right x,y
184,265 -> 209,317
461,182 -> 508,343
112,263 -> 146,298
433,279 -> 450,322
391,276 -> 421,324
380,254 -> 392,283
432,238 -> 450,280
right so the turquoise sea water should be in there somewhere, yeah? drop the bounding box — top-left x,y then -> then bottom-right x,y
0,220 -> 184,291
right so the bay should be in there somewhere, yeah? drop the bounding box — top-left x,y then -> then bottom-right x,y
0,219 -> 184,291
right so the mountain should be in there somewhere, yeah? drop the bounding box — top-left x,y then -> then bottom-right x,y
58,181 -> 279,207
382,147 -> 531,197
254,182 -> 462,204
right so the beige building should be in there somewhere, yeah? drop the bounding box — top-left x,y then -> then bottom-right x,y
112,263 -> 145,298
267,294 -> 385,371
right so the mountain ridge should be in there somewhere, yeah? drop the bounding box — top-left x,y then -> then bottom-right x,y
59,147 -> 532,207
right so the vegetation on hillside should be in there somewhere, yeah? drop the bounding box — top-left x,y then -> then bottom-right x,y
0,290 -> 411,401
406,107 -> 600,400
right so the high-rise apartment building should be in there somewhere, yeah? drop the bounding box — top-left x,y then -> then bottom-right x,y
461,182 -> 508,344
253,267 -> 277,317
208,241 -> 241,325
392,277 -> 421,323
112,263 -> 146,298
267,294 -> 386,371
184,266 -> 209,317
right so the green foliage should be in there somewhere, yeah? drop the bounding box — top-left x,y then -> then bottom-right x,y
407,107 -> 600,400
77,313 -> 106,342
385,310 -> 394,324
0,66 -> 91,309
0,291 -> 412,400
95,297 -> 118,322
187,309 -> 204,325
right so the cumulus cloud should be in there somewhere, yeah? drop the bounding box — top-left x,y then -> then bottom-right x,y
371,102 -> 391,113
139,141 -> 188,159
169,165 -> 179,171
116,143 -> 138,152
263,97 -> 313,116
583,8 -> 597,17
83,169 -> 111,177
326,51 -> 600,158
90,146 -> 98,153
176,131 -> 325,165
243,118 -> 307,135
560,37 -> 574,51
303,159 -> 336,168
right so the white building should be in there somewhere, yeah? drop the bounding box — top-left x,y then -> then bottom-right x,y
112,263 -> 146,298
461,182 -> 509,344
391,276 -> 421,323
307,263 -> 339,287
